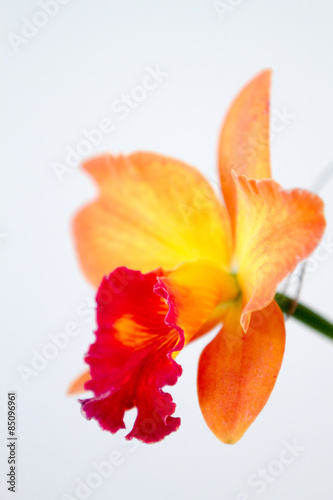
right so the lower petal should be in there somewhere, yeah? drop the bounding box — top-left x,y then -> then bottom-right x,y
197,300 -> 285,444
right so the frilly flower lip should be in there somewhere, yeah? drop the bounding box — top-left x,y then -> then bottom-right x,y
79,268 -> 183,443
69,70 -> 326,444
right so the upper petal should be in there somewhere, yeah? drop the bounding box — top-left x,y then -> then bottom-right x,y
197,299 -> 285,444
218,70 -> 271,230
73,153 -> 232,286
80,267 -> 183,443
234,173 -> 326,330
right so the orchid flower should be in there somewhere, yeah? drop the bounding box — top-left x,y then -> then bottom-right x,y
69,71 -> 326,444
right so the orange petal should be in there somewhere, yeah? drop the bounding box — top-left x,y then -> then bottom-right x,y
73,153 -> 232,286
67,370 -> 91,395
197,299 -> 285,444
155,260 -> 239,347
219,70 -> 271,229
234,173 -> 326,330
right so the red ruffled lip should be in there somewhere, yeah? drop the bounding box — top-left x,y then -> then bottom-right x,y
79,267 -> 184,443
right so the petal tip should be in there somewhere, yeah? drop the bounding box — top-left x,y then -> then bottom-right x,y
67,371 -> 91,396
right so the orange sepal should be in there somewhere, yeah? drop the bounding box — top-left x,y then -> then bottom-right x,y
219,70 -> 271,230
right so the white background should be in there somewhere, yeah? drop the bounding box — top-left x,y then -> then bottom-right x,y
1,1 -> 333,499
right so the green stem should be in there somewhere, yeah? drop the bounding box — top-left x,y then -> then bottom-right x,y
275,293 -> 333,340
